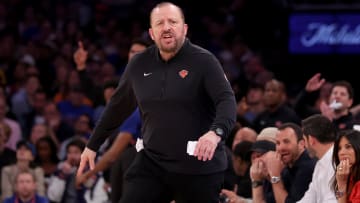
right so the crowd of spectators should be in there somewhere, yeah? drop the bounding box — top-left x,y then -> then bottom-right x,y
0,0 -> 359,202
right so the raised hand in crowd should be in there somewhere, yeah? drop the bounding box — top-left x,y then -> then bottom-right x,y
305,73 -> 326,92
73,41 -> 88,71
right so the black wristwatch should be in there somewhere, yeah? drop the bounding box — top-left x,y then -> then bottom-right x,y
214,128 -> 224,137
251,180 -> 263,188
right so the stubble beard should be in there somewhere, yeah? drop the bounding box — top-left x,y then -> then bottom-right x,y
159,38 -> 179,54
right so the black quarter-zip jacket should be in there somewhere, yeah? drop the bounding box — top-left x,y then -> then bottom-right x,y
87,39 -> 237,174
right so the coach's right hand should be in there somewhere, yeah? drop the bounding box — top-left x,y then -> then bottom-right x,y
76,147 -> 96,178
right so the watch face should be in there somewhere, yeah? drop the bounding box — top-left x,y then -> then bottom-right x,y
215,128 -> 224,136
271,176 -> 281,184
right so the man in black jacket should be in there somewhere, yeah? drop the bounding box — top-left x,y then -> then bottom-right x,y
77,2 -> 237,203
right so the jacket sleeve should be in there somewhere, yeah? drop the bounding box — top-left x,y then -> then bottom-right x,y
202,54 -> 237,140
285,164 -> 315,203
293,89 -> 320,119
86,61 -> 137,151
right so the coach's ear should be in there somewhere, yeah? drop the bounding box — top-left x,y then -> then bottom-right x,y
149,28 -> 155,41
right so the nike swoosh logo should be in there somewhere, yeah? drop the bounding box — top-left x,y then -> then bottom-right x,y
144,72 -> 152,77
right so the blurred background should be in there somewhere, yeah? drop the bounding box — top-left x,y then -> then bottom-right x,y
0,0 -> 359,102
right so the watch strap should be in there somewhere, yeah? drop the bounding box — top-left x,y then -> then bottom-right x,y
271,176 -> 281,184
251,180 -> 263,188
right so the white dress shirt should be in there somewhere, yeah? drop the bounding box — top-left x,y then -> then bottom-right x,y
297,146 -> 337,203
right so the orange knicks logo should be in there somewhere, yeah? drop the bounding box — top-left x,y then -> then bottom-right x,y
179,69 -> 189,78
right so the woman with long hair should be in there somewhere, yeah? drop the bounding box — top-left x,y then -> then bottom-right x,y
332,129 -> 360,202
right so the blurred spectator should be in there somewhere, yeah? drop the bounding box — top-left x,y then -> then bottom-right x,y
58,113 -> 92,160
294,73 -> 355,131
29,88 -> 47,120
249,134 -> 277,203
34,136 -> 59,191
0,96 -> 22,151
7,61 -> 28,97
262,123 -> 316,203
298,114 -> 337,203
47,139 -> 86,203
23,88 -> 48,137
223,127 -> 257,197
50,57 -> 71,100
92,79 -> 118,124
232,127 -> 257,150
29,123 -> 58,148
48,138 -> 109,203
320,80 -> 355,130
0,121 -> 16,165
221,141 -> 253,202
74,41 -> 113,111
57,86 -> 94,127
256,127 -> 278,143
11,74 -> 42,134
252,79 -> 300,132
221,35 -> 254,86
18,6 -> 40,42
332,129 -> 360,202
0,122 -> 16,196
1,140 -> 45,201
54,70 -> 93,107
43,101 -> 74,143
237,83 -> 265,125
242,55 -> 272,88
3,169 -> 49,203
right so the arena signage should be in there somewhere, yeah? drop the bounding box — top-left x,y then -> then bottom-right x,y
289,13 -> 360,53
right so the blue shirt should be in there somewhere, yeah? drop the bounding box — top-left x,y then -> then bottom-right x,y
3,194 -> 49,203
119,108 -> 142,140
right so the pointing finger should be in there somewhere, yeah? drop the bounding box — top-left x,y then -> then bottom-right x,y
78,41 -> 84,49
